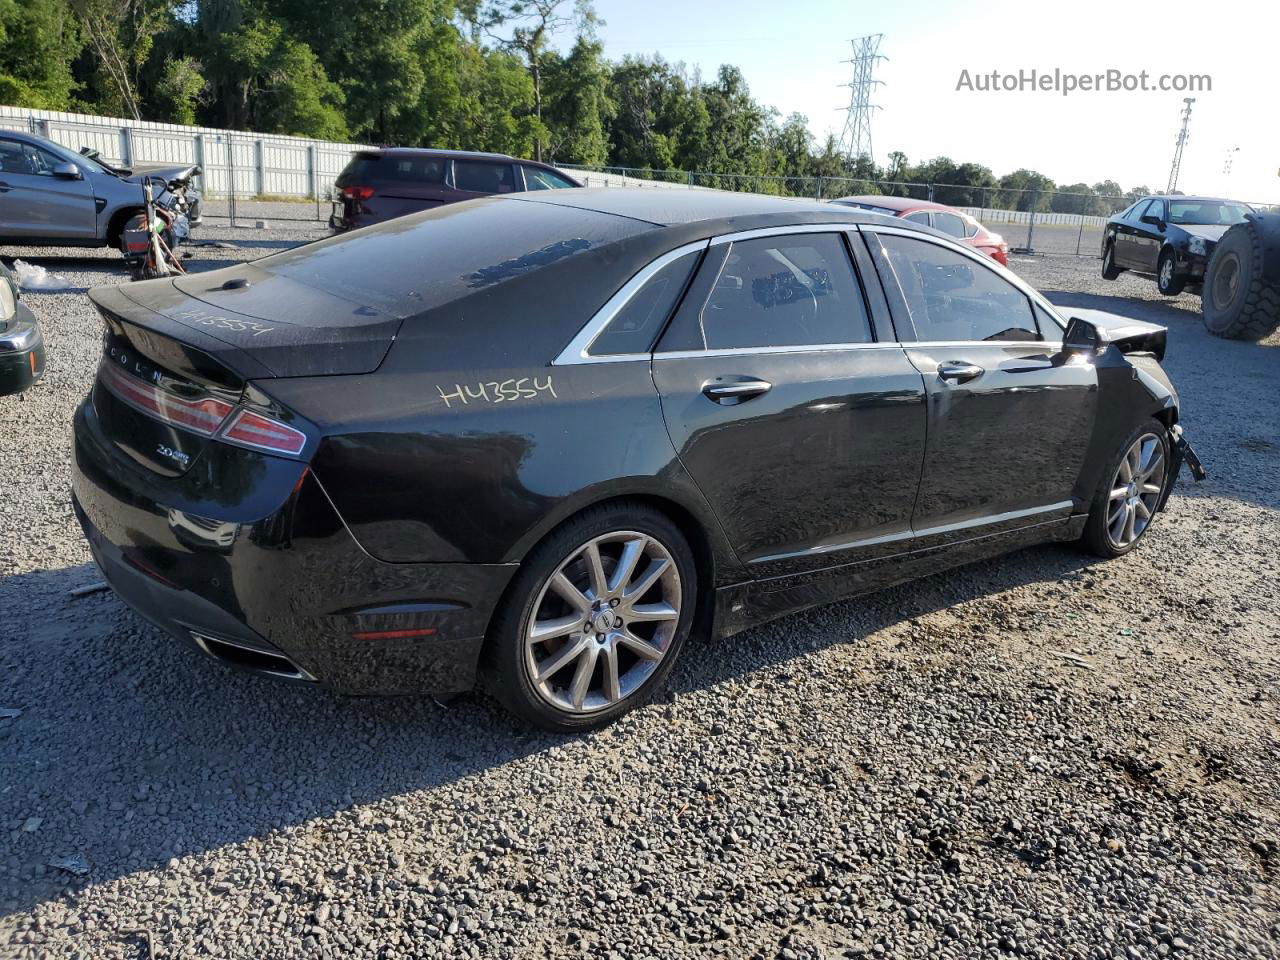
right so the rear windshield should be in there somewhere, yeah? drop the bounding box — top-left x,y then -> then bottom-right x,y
338,152 -> 446,185
254,197 -> 652,318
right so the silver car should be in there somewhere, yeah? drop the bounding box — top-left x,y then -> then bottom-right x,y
0,131 -> 201,251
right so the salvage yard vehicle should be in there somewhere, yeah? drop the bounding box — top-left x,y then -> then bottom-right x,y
1100,194 -> 1252,296
329,147 -> 581,231
830,195 -> 1010,265
0,261 -> 45,396
0,131 -> 201,259
71,189 -> 1203,732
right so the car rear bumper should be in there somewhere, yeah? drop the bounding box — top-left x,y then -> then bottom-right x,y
71,397 -> 517,695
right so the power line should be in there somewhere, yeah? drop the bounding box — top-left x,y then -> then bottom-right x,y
1165,97 -> 1195,194
837,34 -> 886,165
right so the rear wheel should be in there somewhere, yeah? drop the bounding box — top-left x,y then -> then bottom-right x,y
1081,422 -> 1170,558
1101,241 -> 1121,280
1156,249 -> 1185,296
485,504 -> 697,732
1202,219 -> 1280,340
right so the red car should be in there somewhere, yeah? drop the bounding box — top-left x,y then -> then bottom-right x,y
830,195 -> 1009,266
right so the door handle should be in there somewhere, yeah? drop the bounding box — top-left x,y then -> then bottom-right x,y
937,361 -> 984,384
702,378 -> 772,404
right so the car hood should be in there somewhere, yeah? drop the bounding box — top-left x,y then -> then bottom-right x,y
1176,224 -> 1232,242
125,163 -> 200,184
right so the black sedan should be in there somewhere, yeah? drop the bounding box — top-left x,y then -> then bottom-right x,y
71,190 -> 1202,731
1101,195 -> 1253,295
0,262 -> 45,396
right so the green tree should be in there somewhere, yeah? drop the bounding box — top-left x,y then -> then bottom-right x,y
153,55 -> 205,124
999,168 -> 1056,212
542,34 -> 611,165
0,0 -> 80,109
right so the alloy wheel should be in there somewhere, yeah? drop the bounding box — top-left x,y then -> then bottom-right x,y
1159,257 -> 1174,289
524,531 -> 681,714
1106,433 -> 1166,549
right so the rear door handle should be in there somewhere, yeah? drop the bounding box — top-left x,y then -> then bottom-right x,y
937,361 -> 984,384
702,378 -> 772,404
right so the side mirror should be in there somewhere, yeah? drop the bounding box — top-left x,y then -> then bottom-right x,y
1139,214 -> 1165,229
51,162 -> 81,180
1063,316 -> 1109,356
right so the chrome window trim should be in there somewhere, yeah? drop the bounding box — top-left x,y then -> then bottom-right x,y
866,223 -> 1067,332
551,240 -> 710,366
709,222 -> 865,246
751,500 -> 1075,566
655,342 -> 903,362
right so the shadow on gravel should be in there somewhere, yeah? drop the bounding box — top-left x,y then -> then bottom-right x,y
0,540 -> 1101,919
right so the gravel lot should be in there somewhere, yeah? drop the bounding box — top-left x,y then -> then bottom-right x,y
2,222 -> 1279,960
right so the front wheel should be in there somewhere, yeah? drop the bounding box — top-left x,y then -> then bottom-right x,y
1081,423 -> 1171,558
485,504 -> 697,732
1157,249 -> 1185,296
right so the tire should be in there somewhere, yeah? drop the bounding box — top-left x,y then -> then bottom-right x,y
1156,248 -> 1185,296
1081,421 -> 1171,559
1101,241 -> 1121,280
1202,219 -> 1280,340
485,503 -> 697,732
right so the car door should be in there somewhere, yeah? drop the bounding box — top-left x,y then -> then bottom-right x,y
651,228 -> 928,580
0,137 -> 96,240
1132,197 -> 1166,272
865,227 -> 1097,544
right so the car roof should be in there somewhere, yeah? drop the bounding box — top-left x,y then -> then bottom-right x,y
501,187 -> 902,230
364,147 -> 515,161
830,195 -> 942,213
1143,195 -> 1244,204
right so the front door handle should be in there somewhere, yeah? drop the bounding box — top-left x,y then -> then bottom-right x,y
702,378 -> 772,404
937,361 -> 984,384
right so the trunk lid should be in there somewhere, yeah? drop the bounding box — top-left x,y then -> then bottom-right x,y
110,262 -> 402,378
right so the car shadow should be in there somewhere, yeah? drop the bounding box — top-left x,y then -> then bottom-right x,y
0,541 -> 1101,919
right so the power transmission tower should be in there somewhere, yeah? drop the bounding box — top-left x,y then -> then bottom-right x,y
837,34 -> 886,165
1165,97 -> 1195,194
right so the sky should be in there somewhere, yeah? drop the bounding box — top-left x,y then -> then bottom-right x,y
575,0 -> 1280,202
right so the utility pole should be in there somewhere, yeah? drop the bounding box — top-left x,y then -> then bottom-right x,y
837,35 -> 886,166
1166,97 -> 1195,194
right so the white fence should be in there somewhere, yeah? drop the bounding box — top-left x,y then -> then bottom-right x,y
0,106 -> 689,202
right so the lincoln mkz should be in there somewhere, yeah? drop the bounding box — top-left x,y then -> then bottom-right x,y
71,189 -> 1202,730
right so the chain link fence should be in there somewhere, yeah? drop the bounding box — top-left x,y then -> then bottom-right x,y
4,106 -> 1276,254
559,163 -> 1280,259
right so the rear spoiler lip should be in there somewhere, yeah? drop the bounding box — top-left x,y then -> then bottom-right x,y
88,283 -> 276,381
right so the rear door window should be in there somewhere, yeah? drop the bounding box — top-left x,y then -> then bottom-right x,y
878,234 -> 1039,342
454,160 -> 516,194
932,211 -> 967,239
697,233 -> 873,350
904,211 -> 931,226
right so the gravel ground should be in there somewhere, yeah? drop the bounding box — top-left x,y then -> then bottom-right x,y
2,229 -> 1278,960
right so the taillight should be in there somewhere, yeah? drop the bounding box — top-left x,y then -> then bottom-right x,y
221,409 -> 307,456
342,185 -> 374,201
100,360 -> 233,436
98,360 -> 308,456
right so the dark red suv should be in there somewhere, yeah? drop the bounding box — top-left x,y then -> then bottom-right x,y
330,148 -> 582,231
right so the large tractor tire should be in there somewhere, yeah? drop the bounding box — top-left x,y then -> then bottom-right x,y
1202,215 -> 1280,340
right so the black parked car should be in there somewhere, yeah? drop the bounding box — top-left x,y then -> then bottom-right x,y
1101,195 -> 1254,295
329,148 -> 581,231
0,262 -> 45,396
71,190 -> 1202,731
